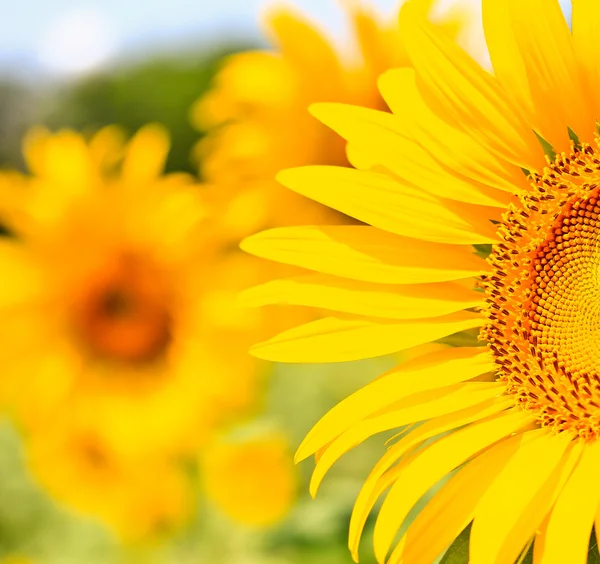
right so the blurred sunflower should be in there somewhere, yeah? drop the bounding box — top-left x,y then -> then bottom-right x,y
242,0 -> 600,562
0,125 -> 260,462
201,431 -> 297,528
192,0 -> 467,241
26,416 -> 191,542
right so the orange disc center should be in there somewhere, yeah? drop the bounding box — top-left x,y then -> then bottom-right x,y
72,254 -> 172,364
483,140 -> 600,440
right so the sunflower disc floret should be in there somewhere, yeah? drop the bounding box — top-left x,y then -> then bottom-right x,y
483,140 -> 600,440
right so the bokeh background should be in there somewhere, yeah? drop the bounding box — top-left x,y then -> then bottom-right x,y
0,1 -> 572,563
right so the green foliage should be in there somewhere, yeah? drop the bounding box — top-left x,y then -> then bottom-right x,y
43,44 -> 252,175
0,79 -> 38,170
534,131 -> 556,161
440,523 -> 600,563
439,523 -> 471,564
473,244 -> 492,260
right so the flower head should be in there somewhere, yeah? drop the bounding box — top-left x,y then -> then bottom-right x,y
192,0 -> 467,240
0,125 -> 264,536
243,1 -> 600,562
201,431 -> 297,527
26,417 -> 191,542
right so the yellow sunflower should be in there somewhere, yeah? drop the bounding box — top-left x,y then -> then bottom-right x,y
192,0 -> 467,241
26,416 -> 191,542
201,431 -> 297,527
0,125 -> 259,461
242,1 -> 600,562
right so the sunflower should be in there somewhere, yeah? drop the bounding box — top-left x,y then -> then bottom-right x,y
192,0 -> 466,241
0,125 -> 259,462
241,1 -> 600,562
201,431 -> 297,527
26,415 -> 191,542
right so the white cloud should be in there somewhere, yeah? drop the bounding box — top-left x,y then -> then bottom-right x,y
37,8 -> 118,75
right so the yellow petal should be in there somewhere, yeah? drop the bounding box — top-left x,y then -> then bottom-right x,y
311,103 -> 514,209
393,431 -> 526,564
506,0 -> 591,148
377,68 -> 530,197
241,274 -> 483,320
481,0 -> 536,127
88,126 -> 126,170
533,440 -> 600,564
296,346 -> 494,461
399,3 -> 541,170
241,226 -> 488,285
250,311 -> 484,363
122,124 -> 170,183
309,382 -> 503,498
372,408 -> 532,563
0,242 -> 44,310
348,1 -> 408,87
348,396 -> 514,560
470,429 -> 575,564
573,0 -> 600,128
264,6 -> 344,96
278,166 -> 499,244
23,128 -> 96,190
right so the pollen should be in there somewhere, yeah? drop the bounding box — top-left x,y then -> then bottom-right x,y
482,139 -> 600,440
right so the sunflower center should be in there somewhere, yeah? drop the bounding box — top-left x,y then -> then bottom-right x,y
483,140 -> 600,440
72,254 -> 172,364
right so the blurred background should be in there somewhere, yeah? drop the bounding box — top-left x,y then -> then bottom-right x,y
0,1 -> 571,563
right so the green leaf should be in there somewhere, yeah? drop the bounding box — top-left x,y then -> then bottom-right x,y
437,328 -> 483,348
568,127 -> 581,149
473,244 -> 492,259
439,525 -> 600,563
439,523 -> 471,564
534,131 -> 556,160
589,528 -> 600,564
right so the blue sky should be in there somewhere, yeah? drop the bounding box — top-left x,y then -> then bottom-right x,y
0,0 -> 571,79
0,0 -> 392,77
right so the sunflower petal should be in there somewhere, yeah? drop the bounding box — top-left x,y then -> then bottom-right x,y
399,2 -> 542,170
372,408 -> 532,563
250,311 -> 483,363
265,6 -> 344,95
573,0 -> 600,126
481,0 -> 536,127
310,103 -> 513,209
24,128 -> 97,187
309,382 -> 503,497
241,225 -> 488,285
296,346 -> 494,461
506,0 -> 591,148
392,432 -> 525,564
470,429 -> 575,564
348,396 -> 514,560
377,68 -> 530,197
533,440 -> 600,564
241,274 -> 483,320
277,166 -> 499,244
122,124 -> 170,182
0,243 -> 44,310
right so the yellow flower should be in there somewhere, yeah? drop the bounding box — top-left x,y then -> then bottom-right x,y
26,417 -> 191,542
0,125 -> 259,461
242,1 -> 600,562
201,431 -> 297,527
192,0 -> 466,240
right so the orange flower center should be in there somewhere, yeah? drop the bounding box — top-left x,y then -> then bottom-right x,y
72,254 -> 172,364
483,140 -> 600,440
